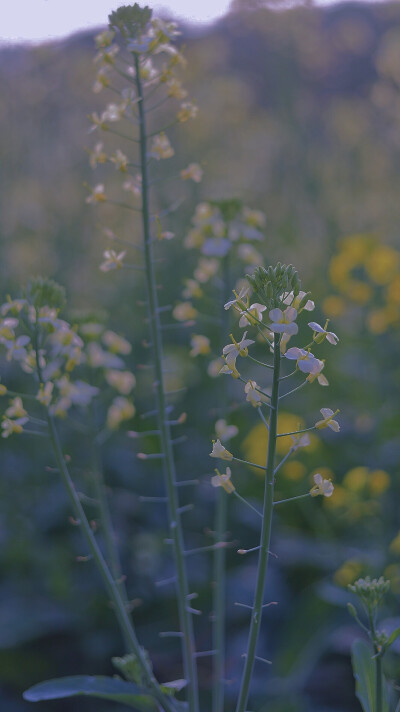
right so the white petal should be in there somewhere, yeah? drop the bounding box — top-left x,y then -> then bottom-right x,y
284,322 -> 298,335
269,308 -> 283,322
284,307 -> 297,322
284,347 -> 303,360
320,408 -> 334,418
313,473 -> 323,485
308,321 -> 324,333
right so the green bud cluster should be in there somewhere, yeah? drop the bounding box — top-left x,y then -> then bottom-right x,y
25,277 -> 66,311
109,4 -> 152,40
246,262 -> 301,310
348,576 -> 390,610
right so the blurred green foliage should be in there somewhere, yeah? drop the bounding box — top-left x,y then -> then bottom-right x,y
0,2 -> 400,711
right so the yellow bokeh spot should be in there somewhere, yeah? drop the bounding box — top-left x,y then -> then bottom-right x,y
339,233 -> 375,260
329,253 -> 355,287
322,295 -> 346,318
242,412 -> 318,472
369,469 -> 390,496
367,308 -> 391,334
389,532 -> 400,555
342,280 -> 372,304
282,460 -> 306,481
324,484 -> 347,508
343,466 -> 369,492
365,246 -> 400,285
334,559 -> 363,587
386,275 -> 400,305
384,564 -> 400,594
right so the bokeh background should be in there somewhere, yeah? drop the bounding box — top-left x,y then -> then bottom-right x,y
0,1 -> 400,710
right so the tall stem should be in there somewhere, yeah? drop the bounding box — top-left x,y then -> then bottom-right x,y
45,411 -> 176,712
368,609 -> 382,712
134,54 -> 199,712
235,333 -> 281,712
212,255 -> 230,712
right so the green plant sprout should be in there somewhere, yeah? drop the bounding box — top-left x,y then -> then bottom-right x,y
348,576 -> 400,712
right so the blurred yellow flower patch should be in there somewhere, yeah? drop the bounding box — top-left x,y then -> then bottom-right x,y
334,558 -> 364,587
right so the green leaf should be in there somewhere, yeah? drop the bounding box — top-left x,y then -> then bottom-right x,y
112,651 -> 152,686
385,626 -> 400,649
23,675 -> 158,711
351,640 -> 389,712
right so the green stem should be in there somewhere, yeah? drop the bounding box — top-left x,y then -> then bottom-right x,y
375,655 -> 382,712
45,411 -> 176,712
134,53 -> 199,712
212,254 -> 230,712
273,493 -> 311,506
235,333 -> 281,712
32,318 -> 175,712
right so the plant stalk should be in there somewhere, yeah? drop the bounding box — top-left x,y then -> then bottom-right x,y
235,333 -> 281,712
134,53 -> 199,712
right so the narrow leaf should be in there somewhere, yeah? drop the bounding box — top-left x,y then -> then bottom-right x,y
23,675 -> 158,711
351,640 -> 389,712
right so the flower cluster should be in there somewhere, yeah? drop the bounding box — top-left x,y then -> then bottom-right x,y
0,280 -> 136,436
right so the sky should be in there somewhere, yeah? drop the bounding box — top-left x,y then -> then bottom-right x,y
1,0 -> 233,44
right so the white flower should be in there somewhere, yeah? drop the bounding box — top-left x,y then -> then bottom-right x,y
86,184 -> 107,204
180,163 -> 203,183
211,467 -> 235,493
190,334 -> 210,357
107,397 -> 135,429
194,258 -> 219,283
5,397 -> 27,419
150,132 -> 174,160
207,357 -> 225,378
222,332 -> 255,369
36,382 -> 54,406
308,320 -> 339,345
87,342 -> 124,369
110,149 -> 129,172
1,416 -> 28,437
177,102 -> 198,122
224,287 -> 249,311
237,244 -> 263,266
215,419 -> 238,442
1,300 -> 26,316
105,370 -> 136,395
284,347 -> 321,374
315,408 -> 340,432
4,335 -> 30,362
100,249 -> 126,272
283,291 -> 315,312
167,78 -> 187,100
291,433 -> 311,450
102,330 -> 131,355
173,302 -> 197,322
210,439 -> 233,461
306,359 -> 329,386
123,175 -> 142,196
310,473 -> 334,497
239,303 -> 267,328
89,142 -> 107,168
182,279 -> 203,299
244,380 -> 262,407
269,307 -> 298,335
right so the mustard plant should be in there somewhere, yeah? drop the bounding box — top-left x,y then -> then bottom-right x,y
0,5 -> 346,712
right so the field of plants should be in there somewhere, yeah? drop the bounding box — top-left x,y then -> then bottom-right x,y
0,3 -> 399,711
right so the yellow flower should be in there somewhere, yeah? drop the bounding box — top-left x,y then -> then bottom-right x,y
386,275 -> 400,305
0,383 -> 7,396
282,460 -> 306,481
167,78 -> 187,99
211,467 -> 235,494
365,246 -> 400,285
334,559 -> 363,587
390,532 -> 400,555
369,469 -> 390,495
343,466 -> 369,492
322,295 -> 346,318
